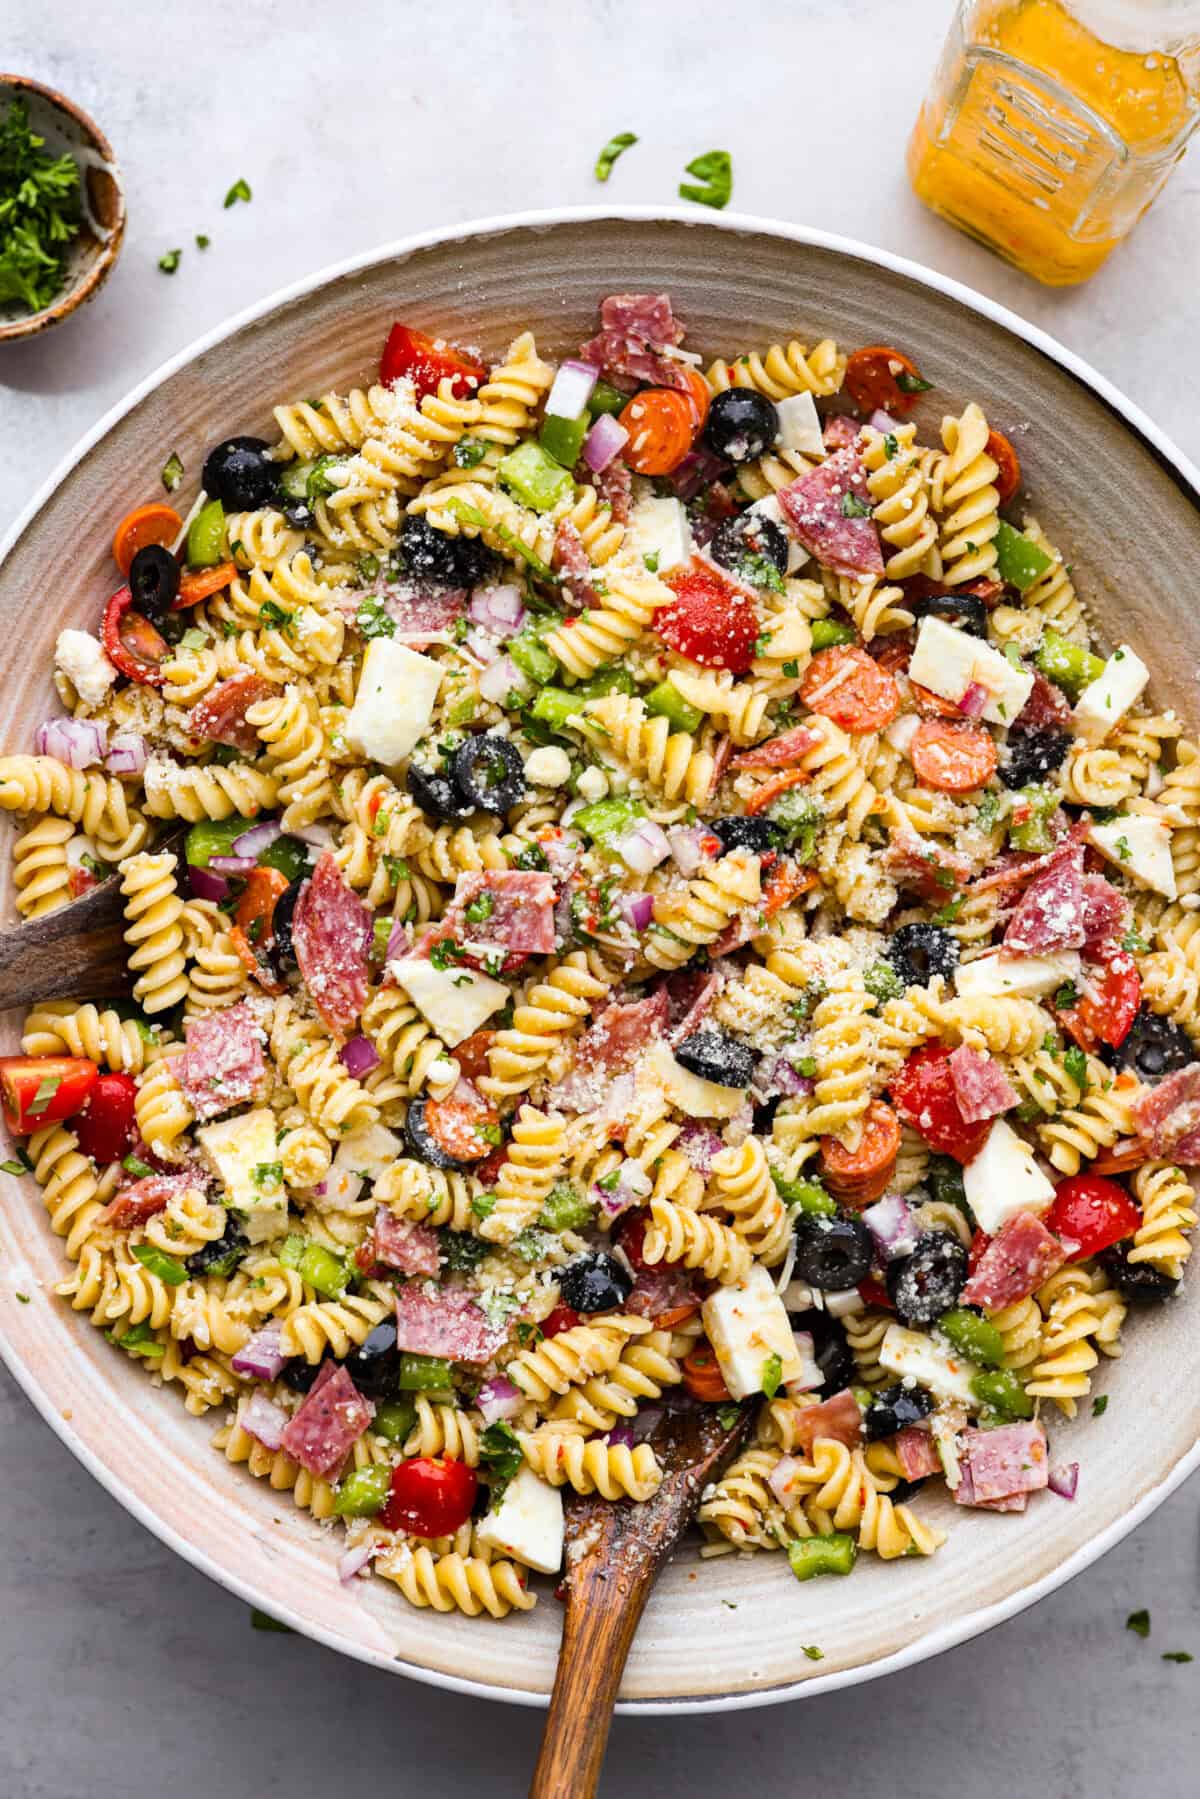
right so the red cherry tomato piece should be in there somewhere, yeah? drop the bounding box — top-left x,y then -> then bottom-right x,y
101,587 -> 169,686
380,1457 -> 478,1537
235,865 -> 290,947
910,719 -> 999,793
844,344 -> 929,417
1044,1173 -> 1142,1262
0,1055 -> 99,1135
967,1228 -> 991,1278
656,559 -> 760,674
613,1208 -> 651,1271
800,646 -> 901,733
540,1304 -> 581,1339
1057,954 -> 1141,1052
857,1275 -> 895,1312
889,1045 -> 992,1163
73,1071 -> 138,1165
452,1031 -> 496,1084
380,324 -> 488,402
986,429 -> 1022,505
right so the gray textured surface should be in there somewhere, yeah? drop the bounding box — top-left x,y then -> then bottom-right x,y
2,1 -> 1200,1793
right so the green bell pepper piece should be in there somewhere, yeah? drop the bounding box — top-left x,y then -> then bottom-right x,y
788,1532 -> 857,1581
939,1307 -> 1004,1369
809,617 -> 857,652
572,665 -> 636,700
131,1243 -> 188,1286
971,1368 -> 1034,1420
540,412 -> 589,471
497,442 -> 575,513
509,633 -> 559,687
297,1242 -> 350,1300
397,1353 -> 455,1392
530,685 -> 586,734
994,520 -> 1052,594
373,1399 -> 418,1443
187,498 -> 226,568
572,797 -> 643,843
1035,627 -> 1105,701
256,834 -> 309,883
334,1465 -> 392,1518
538,1181 -> 596,1232
184,815 -> 258,867
588,379 -> 627,418
771,1170 -> 837,1217
1007,784 -> 1059,854
645,680 -> 704,735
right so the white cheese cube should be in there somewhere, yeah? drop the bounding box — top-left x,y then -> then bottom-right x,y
524,745 -> 572,788
638,1038 -> 746,1120
575,765 -> 609,803
196,1107 -> 285,1242
879,1323 -> 981,1405
475,1465 -> 564,1574
345,639 -> 442,766
774,392 -> 825,457
1089,815 -> 1176,898
389,955 -> 507,1048
623,496 -> 692,574
908,615 -> 1033,726
332,1123 -> 402,1183
884,713 -> 921,756
55,628 -> 118,709
1071,645 -> 1150,746
961,1117 -> 1055,1235
702,1264 -> 804,1400
747,495 -> 808,571
955,948 -> 1082,1002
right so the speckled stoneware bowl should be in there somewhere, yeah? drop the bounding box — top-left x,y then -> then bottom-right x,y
0,74 -> 125,344
1,210 -> 1199,1712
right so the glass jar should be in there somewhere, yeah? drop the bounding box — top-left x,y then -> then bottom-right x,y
909,0 -> 1200,284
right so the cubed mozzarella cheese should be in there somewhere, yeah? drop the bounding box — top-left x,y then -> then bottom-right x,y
623,496 -> 692,574
961,1117 -> 1055,1235
747,495 -> 808,572
345,639 -> 442,766
388,955 -> 507,1047
884,712 -> 921,756
1071,645 -> 1150,746
575,765 -> 609,803
879,1324 -> 981,1405
332,1123 -> 402,1183
475,1465 -> 564,1574
637,1038 -> 746,1120
908,616 -> 1033,726
702,1264 -> 805,1400
955,948 -> 1082,1002
1089,815 -> 1176,898
55,628 -> 118,709
196,1107 -> 285,1242
524,745 -> 572,787
774,392 -> 824,457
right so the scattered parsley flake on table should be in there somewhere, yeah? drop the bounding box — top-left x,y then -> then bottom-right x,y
1126,1609 -> 1151,1637
802,1645 -> 824,1662
224,178 -> 252,208
158,249 -> 182,275
0,96 -> 82,312
1092,1395 -> 1108,1417
195,233 -> 210,250
1162,1652 -> 1193,1663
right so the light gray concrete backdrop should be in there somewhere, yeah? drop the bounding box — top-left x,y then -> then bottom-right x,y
3,3 -> 1199,1794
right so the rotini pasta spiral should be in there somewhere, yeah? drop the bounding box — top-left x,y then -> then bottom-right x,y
518,1428 -> 663,1501
1129,1162 -> 1196,1279
120,851 -> 188,1015
478,1106 -> 566,1245
932,403 -> 999,587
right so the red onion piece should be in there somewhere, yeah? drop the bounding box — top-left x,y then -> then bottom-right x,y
620,892 -> 654,932
188,863 -> 231,904
582,412 -> 629,474
863,1192 -> 918,1262
339,1035 -> 380,1078
539,830 -> 580,878
676,1122 -> 723,1174
468,584 -> 526,639
1048,1461 -> 1079,1500
768,1454 -> 803,1504
106,731 -> 148,776
869,408 -> 902,432
546,360 -> 599,420
959,681 -> 988,719
232,1330 -> 288,1387
34,716 -> 107,769
208,854 -> 258,876
592,1159 -> 651,1218
339,1543 -> 375,1584
789,1331 -> 825,1393
385,918 -> 413,962
615,819 -> 671,876
604,1421 -> 637,1449
291,822 -> 334,851
765,1055 -> 814,1099
232,818 -> 282,859
667,825 -> 713,877
478,654 -> 522,705
476,1375 -> 523,1426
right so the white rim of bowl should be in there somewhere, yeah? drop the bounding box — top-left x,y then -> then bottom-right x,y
1,205 -> 1198,1714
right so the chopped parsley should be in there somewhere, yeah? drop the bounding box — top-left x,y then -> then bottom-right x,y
1127,1609 -> 1151,1638
1163,1652 -> 1193,1663
122,1153 -> 154,1179
223,178 -> 253,208
1062,1045 -> 1089,1092
1092,1395 -> 1108,1417
478,1290 -> 520,1331
840,491 -> 871,519
252,1161 -> 284,1189
158,249 -> 182,275
643,551 -> 660,572
464,890 -> 495,926
716,1403 -> 741,1431
14,1292 -> 29,1304
258,599 -> 295,633
355,596 -> 395,640
761,1352 -> 783,1400
594,131 -> 639,183
478,1420 -> 523,1493
26,1074 -> 61,1117
195,233 -> 210,250
105,1320 -> 164,1361
883,433 -> 899,460
782,658 -> 800,678
1053,981 -> 1079,1012
356,552 -> 380,583
0,1158 -> 26,1175
453,437 -> 489,469
678,148 -> 733,210
160,452 -> 184,493
737,552 -> 785,593
0,96 -> 83,313
1122,928 -> 1150,954
895,370 -> 934,395
429,938 -> 466,971
802,1645 -> 824,1662
1115,835 -> 1132,863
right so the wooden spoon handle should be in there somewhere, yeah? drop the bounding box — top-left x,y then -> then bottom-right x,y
0,877 -> 130,1011
528,1549 -> 652,1799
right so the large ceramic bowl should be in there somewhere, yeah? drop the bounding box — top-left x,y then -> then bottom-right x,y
1,209 -> 1198,1712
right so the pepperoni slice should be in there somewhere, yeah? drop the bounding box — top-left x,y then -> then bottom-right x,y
681,1343 -> 731,1403
985,429 -> 1022,505
423,1083 -> 501,1162
745,766 -> 810,816
844,345 -> 929,418
618,388 -> 696,475
452,1030 -> 497,1083
800,646 -> 900,732
910,719 -> 998,792
820,1101 -> 902,1207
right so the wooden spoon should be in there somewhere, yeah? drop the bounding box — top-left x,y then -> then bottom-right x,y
529,1396 -> 752,1799
0,872 -> 133,1011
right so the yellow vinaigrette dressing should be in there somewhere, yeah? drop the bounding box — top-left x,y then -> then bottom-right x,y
910,0 -> 1200,283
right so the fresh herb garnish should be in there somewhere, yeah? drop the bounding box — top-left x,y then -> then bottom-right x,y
158,249 -> 182,275
259,599 -> 295,632
160,452 -> 184,493
1053,981 -> 1079,1012
1163,1652 -> 1194,1663
0,96 -> 82,313
679,148 -> 733,210
122,1153 -> 154,1179
802,1645 -> 824,1662
1127,1609 -> 1151,1638
716,1403 -> 741,1431
594,131 -> 638,183
464,891 -> 495,925
453,436 -> 489,469
1092,1395 -> 1108,1417
1062,1045 -> 1089,1091
840,491 -> 871,519
224,178 -> 253,208
895,370 -> 934,395
761,1352 -> 783,1400
195,233 -> 210,250
27,1074 -> 61,1117
0,1158 -> 26,1175
355,596 -> 395,640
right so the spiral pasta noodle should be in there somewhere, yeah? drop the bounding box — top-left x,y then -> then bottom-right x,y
518,1428 -> 663,1501
120,852 -> 188,1015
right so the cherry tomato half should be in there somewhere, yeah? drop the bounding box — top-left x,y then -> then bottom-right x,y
0,1054 -> 99,1135
380,1457 -> 478,1537
539,1304 -> 581,1339
889,1045 -> 992,1163
656,559 -> 759,673
1044,1173 -> 1142,1263
101,587 -> 169,686
74,1071 -> 138,1165
844,344 -> 930,417
380,324 -> 488,402
1056,954 -> 1141,1052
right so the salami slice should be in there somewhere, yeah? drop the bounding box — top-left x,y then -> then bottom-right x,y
1134,1064 -> 1200,1157
173,1001 -> 266,1121
373,1208 -> 440,1276
103,1171 -> 199,1229
894,1423 -> 942,1481
1004,844 -> 1086,954
777,445 -> 885,578
1080,874 -> 1128,959
948,1046 -> 1017,1124
731,725 -> 821,770
553,520 -> 600,608
292,852 -> 372,1036
393,1281 -> 509,1363
579,293 -> 689,392
447,870 -> 556,958
961,1210 -> 1065,1308
957,1421 -> 1049,1503
280,1362 -> 374,1478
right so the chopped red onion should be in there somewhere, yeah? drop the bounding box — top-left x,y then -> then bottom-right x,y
592,1158 -> 651,1218
767,1055 -> 815,1099
232,819 -> 282,859
662,444 -> 729,502
338,1543 -> 375,1584
291,822 -> 334,851
208,854 -> 258,876
620,892 -> 654,932
959,681 -> 988,719
539,830 -> 581,878
106,731 -> 148,776
1048,1461 -> 1079,1500
476,1375 -> 523,1426
232,1329 -> 288,1386
767,1454 -> 803,1504
725,1099 -> 754,1146
604,1421 -> 637,1449
34,716 -> 107,769
863,1192 -> 918,1261
385,918 -> 413,962
546,360 -> 599,420
468,584 -> 526,639
464,624 -> 502,664
677,1122 -> 723,1174
582,412 -> 629,474
615,819 -> 671,875
478,654 -> 523,705
629,1403 -> 664,1444
188,863 -> 231,904
788,1331 -> 825,1393
667,825 -> 713,877
339,1035 -> 380,1077
869,408 -> 902,432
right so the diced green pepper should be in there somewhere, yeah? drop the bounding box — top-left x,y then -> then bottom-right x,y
538,1181 -> 596,1232
809,617 -> 857,652
588,379 -> 627,418
540,412 -> 589,471
645,680 -> 704,735
397,1352 -> 455,1392
771,1170 -> 837,1217
1007,784 -> 1059,854
509,633 -> 559,687
788,1532 -> 858,1581
184,815 -> 259,867
971,1368 -> 1034,1420
278,1233 -> 306,1270
1035,627 -> 1105,701
373,1399 -> 418,1443
131,1244 -> 188,1286
497,442 -> 575,513
863,959 -> 902,1004
572,665 -> 636,700
939,1307 -> 1004,1369
372,916 -> 392,962
572,797 -> 643,844
333,1465 -> 392,1518
767,786 -> 822,861
994,520 -> 1052,594
297,1242 -> 350,1300
530,685 -> 586,734
276,459 -> 315,503
256,834 -> 309,883
928,1156 -> 969,1213
187,498 -> 226,568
